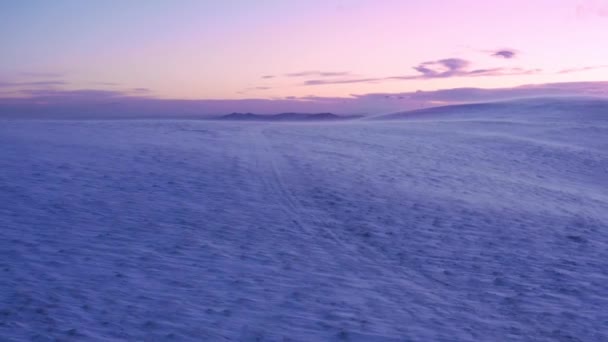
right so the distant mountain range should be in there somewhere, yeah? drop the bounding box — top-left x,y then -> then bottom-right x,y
215,112 -> 363,121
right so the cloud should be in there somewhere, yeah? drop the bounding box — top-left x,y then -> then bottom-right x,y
15,89 -> 135,100
18,71 -> 65,78
2,82 -> 607,118
132,88 -> 151,93
364,82 -> 608,103
0,75 -> 154,97
304,78 -> 379,86
238,86 -> 272,94
399,58 -> 537,79
411,58 -> 471,78
268,55 -> 535,86
92,82 -> 121,86
260,71 -> 353,81
285,71 -> 352,77
491,49 -> 517,59
0,80 -> 67,88
302,58 -> 541,86
558,65 -> 608,74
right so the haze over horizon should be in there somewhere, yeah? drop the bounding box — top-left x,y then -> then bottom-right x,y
2,0 -> 608,115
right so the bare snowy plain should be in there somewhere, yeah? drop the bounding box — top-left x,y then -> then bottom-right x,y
1,98 -> 607,341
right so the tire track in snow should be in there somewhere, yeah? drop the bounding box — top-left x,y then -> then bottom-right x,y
247,126 -> 352,251
247,126 -> 440,299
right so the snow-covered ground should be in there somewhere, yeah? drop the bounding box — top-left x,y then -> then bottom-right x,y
2,103 -> 607,341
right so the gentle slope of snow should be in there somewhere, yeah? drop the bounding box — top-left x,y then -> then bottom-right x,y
1,101 -> 607,340
374,97 -> 608,122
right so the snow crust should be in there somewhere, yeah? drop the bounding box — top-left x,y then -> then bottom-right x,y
2,103 -> 607,340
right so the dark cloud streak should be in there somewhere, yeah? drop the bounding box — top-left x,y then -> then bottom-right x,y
491,49 -> 517,59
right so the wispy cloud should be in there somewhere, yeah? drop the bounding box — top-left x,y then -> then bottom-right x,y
238,86 -> 272,94
261,75 -> 275,79
407,58 -> 530,79
285,71 -> 352,78
16,89 -> 135,99
131,88 -> 151,93
0,80 -> 67,88
388,58 -> 539,79
361,81 -> 608,103
18,71 -> 65,78
558,65 -> 608,74
302,58 -> 540,86
92,82 -> 121,86
304,78 -> 380,86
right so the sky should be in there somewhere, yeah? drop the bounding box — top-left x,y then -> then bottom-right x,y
1,0 -> 608,116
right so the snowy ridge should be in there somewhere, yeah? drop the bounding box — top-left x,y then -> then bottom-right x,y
1,101 -> 608,340
374,96 -> 608,121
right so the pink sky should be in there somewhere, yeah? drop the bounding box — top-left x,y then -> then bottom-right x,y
1,0 -> 608,114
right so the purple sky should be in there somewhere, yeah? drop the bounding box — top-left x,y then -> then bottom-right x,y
1,0 -> 608,116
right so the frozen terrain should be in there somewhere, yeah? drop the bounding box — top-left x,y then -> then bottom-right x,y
1,98 -> 608,341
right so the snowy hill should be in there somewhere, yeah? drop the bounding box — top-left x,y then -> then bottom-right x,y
1,100 -> 607,340
375,96 -> 608,122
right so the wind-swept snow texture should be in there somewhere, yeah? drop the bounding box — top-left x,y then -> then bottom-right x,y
2,99 -> 608,341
